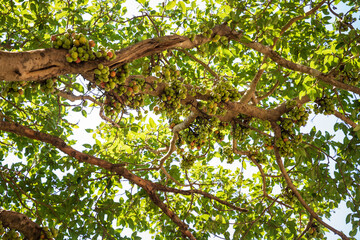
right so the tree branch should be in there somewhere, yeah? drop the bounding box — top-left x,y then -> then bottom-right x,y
240,0 -> 327,104
0,119 -> 196,239
159,112 -> 198,168
333,110 -> 357,128
178,49 -> 220,80
0,209 -> 42,240
271,122 -> 350,240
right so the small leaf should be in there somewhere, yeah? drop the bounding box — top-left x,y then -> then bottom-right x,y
353,124 -> 360,132
149,117 -> 156,129
165,1 -> 176,10
73,106 -> 82,112
178,1 -> 186,13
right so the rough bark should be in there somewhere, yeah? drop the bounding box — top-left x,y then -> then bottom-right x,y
0,25 -> 229,83
0,209 -> 42,240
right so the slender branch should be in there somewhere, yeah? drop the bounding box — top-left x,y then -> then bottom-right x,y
241,0 -> 327,104
178,49 -> 220,80
271,122 -> 350,240
240,196 -> 279,240
273,0 -> 327,46
257,80 -> 280,101
57,90 -> 102,105
327,1 -> 357,34
144,145 -> 168,154
295,216 -> 314,240
160,165 -> 188,187
226,29 -> 360,95
333,110 -> 357,128
99,107 -> 121,128
159,112 -> 198,167
0,119 -> 195,239
154,184 -> 248,212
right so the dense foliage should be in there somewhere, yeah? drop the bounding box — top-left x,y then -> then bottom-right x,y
0,0 -> 360,239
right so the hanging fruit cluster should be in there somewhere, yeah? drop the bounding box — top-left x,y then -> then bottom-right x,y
232,114 -> 252,141
1,78 -> 58,98
102,76 -> 146,117
180,153 -> 196,170
248,149 -> 267,164
264,137 -> 274,150
232,123 -> 249,141
0,221 -> 20,240
180,117 -> 213,150
198,81 -> 241,115
305,223 -> 324,239
275,129 -> 303,157
178,117 -> 227,150
287,105 -> 310,127
0,228 -> 21,240
281,187 -> 295,205
275,131 -> 294,157
95,64 -> 129,90
158,80 -> 187,116
1,81 -> 26,98
150,62 -> 180,81
51,30 -> 116,63
314,96 -> 335,115
40,79 -> 58,94
222,146 -> 234,164
41,227 -> 58,239
201,25 -> 213,39
274,102 -> 309,156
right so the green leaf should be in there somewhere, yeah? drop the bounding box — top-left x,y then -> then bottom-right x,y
149,117 -> 156,129
178,1 -> 186,13
354,125 -> 360,132
165,1 -> 176,10
81,110 -> 87,117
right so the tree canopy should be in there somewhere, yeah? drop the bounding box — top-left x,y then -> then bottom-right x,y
0,0 -> 360,239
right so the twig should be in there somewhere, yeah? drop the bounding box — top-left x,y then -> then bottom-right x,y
241,196 -> 279,240
257,80 -> 280,101
295,216 -> 314,240
178,49 -> 220,80
57,90 -> 102,105
160,165 -> 189,187
99,107 -> 121,128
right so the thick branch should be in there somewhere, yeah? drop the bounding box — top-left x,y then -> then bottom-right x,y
0,209 -> 42,240
0,25 -> 229,83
